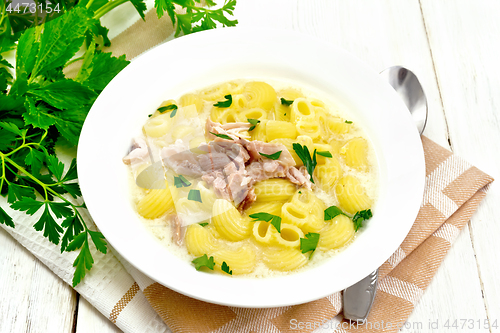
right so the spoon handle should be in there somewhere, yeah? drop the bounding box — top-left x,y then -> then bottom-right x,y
343,269 -> 378,322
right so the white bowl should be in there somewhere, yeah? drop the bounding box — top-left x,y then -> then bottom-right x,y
78,28 -> 425,308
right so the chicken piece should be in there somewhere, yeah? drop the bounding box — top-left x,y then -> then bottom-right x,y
169,215 -> 185,246
161,141 -> 203,177
238,188 -> 257,212
242,140 -> 295,167
123,137 -> 149,165
286,166 -> 313,190
246,161 -> 287,184
205,118 -> 247,141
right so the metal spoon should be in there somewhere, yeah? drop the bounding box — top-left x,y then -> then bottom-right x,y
343,66 -> 428,322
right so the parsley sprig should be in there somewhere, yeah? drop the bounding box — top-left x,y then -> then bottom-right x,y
280,97 -> 294,106
292,143 -> 317,183
214,94 -> 232,108
300,232 -> 320,258
1,136 -> 108,287
156,0 -> 238,37
249,212 -> 281,233
324,205 -> 373,232
259,151 -> 282,160
247,118 -> 260,131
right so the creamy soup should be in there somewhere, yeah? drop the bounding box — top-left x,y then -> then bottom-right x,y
123,79 -> 378,277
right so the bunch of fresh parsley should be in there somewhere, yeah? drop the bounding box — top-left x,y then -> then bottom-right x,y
0,0 -> 237,287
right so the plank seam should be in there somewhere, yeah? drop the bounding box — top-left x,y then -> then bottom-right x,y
417,0 -> 453,151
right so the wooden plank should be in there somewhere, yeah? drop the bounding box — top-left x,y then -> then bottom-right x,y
420,0 -> 500,326
75,297 -> 123,333
0,228 -> 77,333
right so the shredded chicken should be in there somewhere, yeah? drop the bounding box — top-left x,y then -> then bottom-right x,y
205,118 -> 249,141
286,166 -> 313,190
169,215 -> 184,246
122,137 -> 149,165
241,140 -> 295,166
161,141 -> 203,177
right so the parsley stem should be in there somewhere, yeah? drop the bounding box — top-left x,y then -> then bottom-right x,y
0,155 -> 5,194
93,0 -> 128,19
86,0 -> 95,9
64,55 -> 85,68
3,155 -> 90,232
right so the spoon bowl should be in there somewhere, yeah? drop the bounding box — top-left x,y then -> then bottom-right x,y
380,66 -> 428,134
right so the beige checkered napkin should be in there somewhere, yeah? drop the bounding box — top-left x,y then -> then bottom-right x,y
115,136 -> 491,333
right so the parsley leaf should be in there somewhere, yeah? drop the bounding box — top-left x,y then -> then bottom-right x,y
221,261 -> 233,275
33,204 -> 64,244
249,212 -> 281,233
300,232 -> 320,257
7,183 -> 36,204
345,120 -> 353,124
174,175 -> 191,188
157,104 -> 178,113
0,207 -> 14,228
60,215 -> 85,253
45,153 -> 65,181
188,189 -> 202,203
10,197 -> 44,215
280,97 -> 294,106
24,148 -> 45,173
352,209 -> 373,231
192,254 -> 215,270
259,151 -> 282,160
88,230 -> 108,254
324,205 -> 349,221
292,143 -> 316,183
316,151 -> 332,158
199,222 -> 209,227
31,7 -> 90,78
209,131 -> 233,140
247,118 -> 260,131
214,94 -> 232,108
71,237 -> 94,287
27,79 -> 97,110
81,52 -> 129,92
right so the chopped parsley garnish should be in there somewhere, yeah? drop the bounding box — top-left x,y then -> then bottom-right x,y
280,97 -> 294,106
214,94 -> 232,108
157,104 -> 178,113
324,206 -> 373,232
300,232 -> 320,258
259,151 -> 282,160
345,120 -> 353,124
324,205 -> 349,220
249,212 -> 281,233
192,254 -> 215,270
292,143 -> 316,183
316,151 -> 332,158
352,209 -> 373,231
247,118 -> 261,131
221,261 -> 233,275
209,131 -> 233,140
199,222 -> 209,227
188,189 -> 202,203
298,191 -> 302,194
174,175 -> 191,188
148,114 -> 152,117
